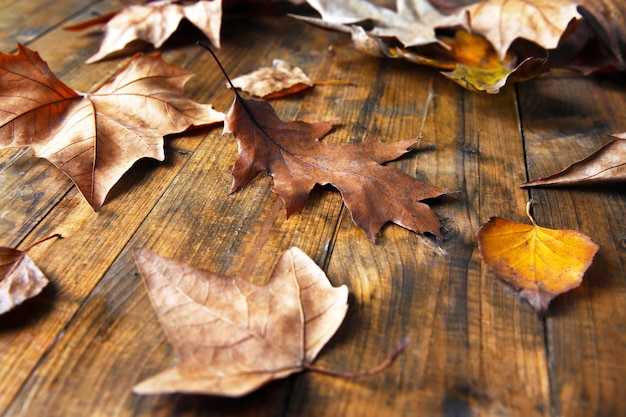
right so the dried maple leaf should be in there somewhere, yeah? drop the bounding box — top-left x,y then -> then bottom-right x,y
132,247 -> 349,396
223,91 -> 448,241
477,203 -> 599,313
0,234 -> 61,315
230,59 -> 314,99
71,0 -> 222,63
463,0 -> 581,60
0,44 -> 224,210
522,133 -> 626,187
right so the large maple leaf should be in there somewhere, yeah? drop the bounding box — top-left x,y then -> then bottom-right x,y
223,94 -> 448,241
66,0 -> 222,63
0,44 -> 224,210
132,247 -> 349,396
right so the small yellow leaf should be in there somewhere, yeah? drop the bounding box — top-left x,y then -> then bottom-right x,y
477,204 -> 599,313
439,31 -> 548,94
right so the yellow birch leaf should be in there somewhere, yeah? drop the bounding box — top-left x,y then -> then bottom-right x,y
476,203 -> 599,313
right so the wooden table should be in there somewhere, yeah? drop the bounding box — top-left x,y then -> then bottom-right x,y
1,1 -> 625,416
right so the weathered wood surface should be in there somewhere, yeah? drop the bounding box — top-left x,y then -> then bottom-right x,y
0,1 -> 624,416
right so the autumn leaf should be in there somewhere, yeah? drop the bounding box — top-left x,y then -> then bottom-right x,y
295,0 -> 559,92
0,234 -> 61,315
132,247 -> 349,396
477,203 -> 599,313
522,133 -> 626,187
463,0 -> 581,60
197,35 -> 447,241
67,0 -> 222,63
230,59 -> 314,99
559,0 -> 626,73
218,87 -> 448,240
0,44 -> 224,210
438,30 -> 548,93
297,0 -> 465,49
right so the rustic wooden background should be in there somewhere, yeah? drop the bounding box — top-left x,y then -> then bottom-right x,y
1,1 -> 625,416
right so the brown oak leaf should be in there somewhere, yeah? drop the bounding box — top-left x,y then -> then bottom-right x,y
477,203 -> 599,313
0,235 -> 61,315
230,59 -> 314,99
0,44 -> 224,210
68,0 -> 222,63
223,94 -> 448,241
132,247 -> 349,396
522,133 -> 626,187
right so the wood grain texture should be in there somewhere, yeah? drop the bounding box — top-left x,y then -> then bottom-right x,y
518,72 -> 626,417
0,4 -> 625,417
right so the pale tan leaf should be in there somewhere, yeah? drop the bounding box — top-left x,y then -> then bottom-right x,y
464,0 -> 581,59
301,0 -> 465,48
86,0 -> 222,63
132,247 -> 349,396
230,59 -> 314,99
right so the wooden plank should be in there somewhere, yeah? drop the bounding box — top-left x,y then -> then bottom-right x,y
0,0 -> 103,52
0,2 -> 624,416
2,17 -> 348,416
0,5 -> 247,408
286,63 -> 551,415
518,73 -> 626,417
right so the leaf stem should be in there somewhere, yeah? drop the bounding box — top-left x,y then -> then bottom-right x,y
525,201 -> 536,226
23,234 -> 63,252
302,337 -> 409,378
196,40 -> 306,171
196,41 -> 240,96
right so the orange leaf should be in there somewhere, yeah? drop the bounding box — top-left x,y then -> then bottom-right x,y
132,247 -> 349,396
477,203 -> 599,313
438,30 -> 548,93
0,44 -> 224,210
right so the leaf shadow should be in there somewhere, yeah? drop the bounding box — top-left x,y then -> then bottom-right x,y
0,282 -> 56,332
103,158 -> 164,208
103,131 -> 213,207
132,377 -> 291,416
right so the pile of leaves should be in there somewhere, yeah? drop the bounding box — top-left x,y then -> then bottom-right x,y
295,0 -> 626,92
0,0 -> 622,399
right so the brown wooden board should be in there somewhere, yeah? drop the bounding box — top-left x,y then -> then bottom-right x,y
0,3 -> 625,417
